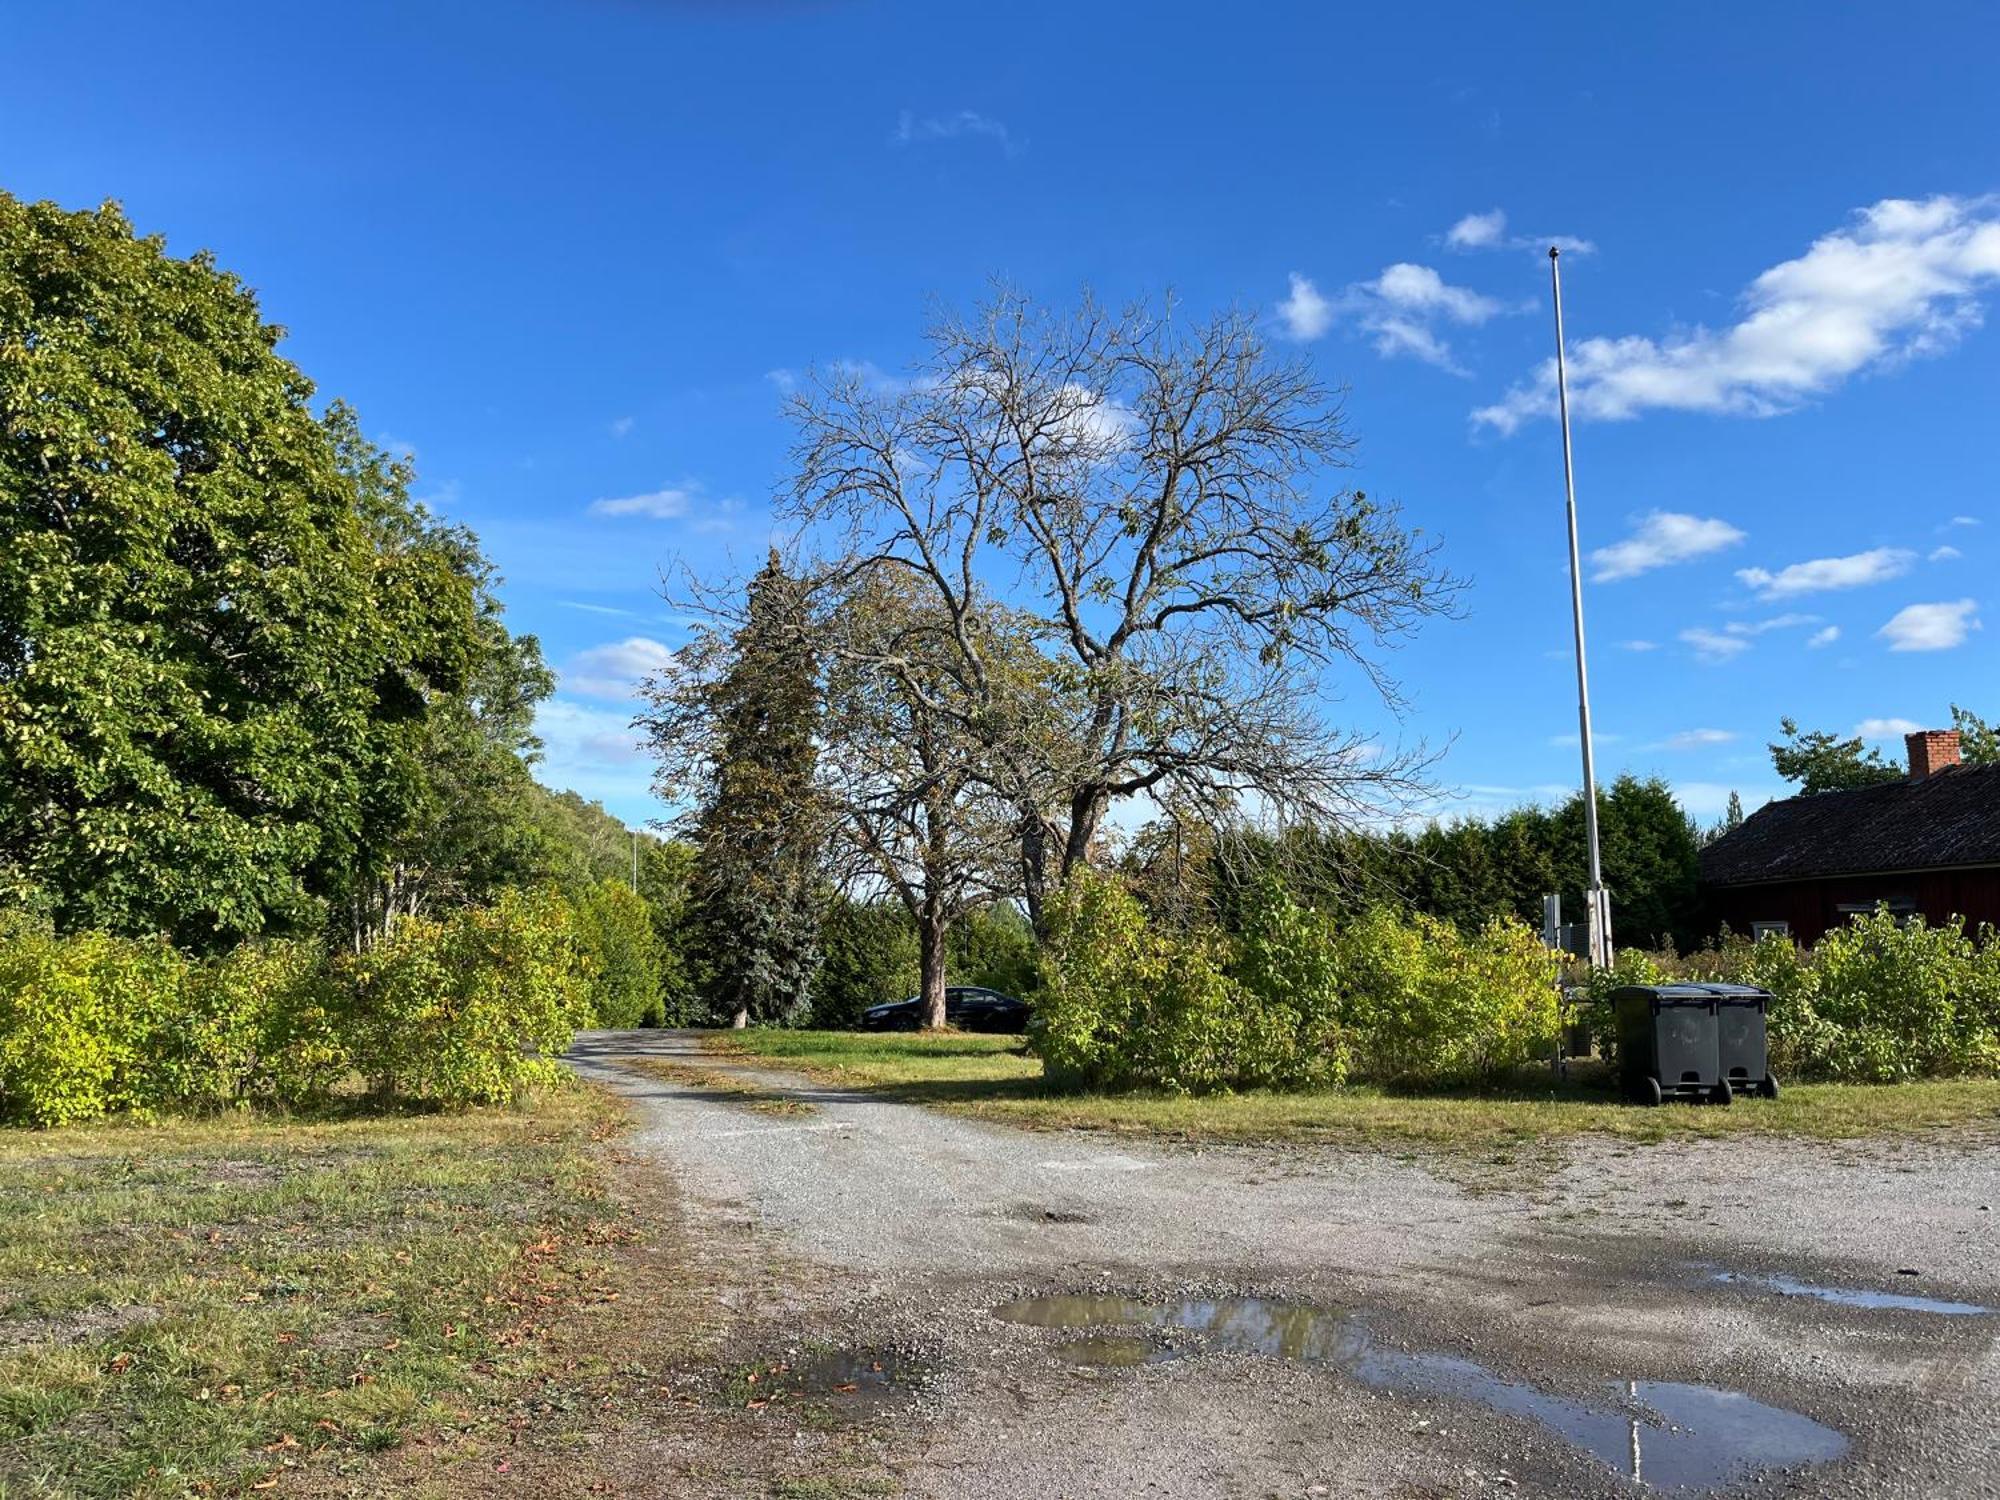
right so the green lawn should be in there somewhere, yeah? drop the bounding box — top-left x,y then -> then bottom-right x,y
0,1086 -> 630,1498
704,1029 -> 2000,1149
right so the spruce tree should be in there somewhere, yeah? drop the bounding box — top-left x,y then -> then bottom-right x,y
687,552 -> 824,1026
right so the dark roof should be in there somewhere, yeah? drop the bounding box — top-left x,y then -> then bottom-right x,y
1701,763 -> 2000,887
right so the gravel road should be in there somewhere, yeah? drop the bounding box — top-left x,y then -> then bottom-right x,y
566,1030 -> 2000,1500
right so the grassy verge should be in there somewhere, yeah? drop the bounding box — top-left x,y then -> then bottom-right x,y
703,1030 -> 2000,1149
0,1085 -> 631,1498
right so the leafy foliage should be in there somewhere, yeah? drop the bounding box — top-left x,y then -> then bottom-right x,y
568,878 -> 663,1028
1036,870 -> 1559,1096
1768,716 -> 1903,795
0,196 -> 494,948
1582,910 -> 2000,1082
0,892 -> 594,1125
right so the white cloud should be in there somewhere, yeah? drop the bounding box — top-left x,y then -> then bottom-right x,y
893,109 -> 1019,155
588,483 -> 700,520
533,698 -> 659,814
1735,546 -> 1914,599
1681,626 -> 1752,663
564,636 -> 677,700
1946,514 -> 1981,528
1855,716 -> 1922,738
1446,209 -> 1507,250
1590,511 -> 1746,581
559,601 -> 645,620
1723,612 -> 1821,637
1930,544 -> 1963,562
1621,639 -> 1660,652
1673,781 -> 1782,822
1277,273 -> 1335,340
764,368 -> 798,393
609,416 -> 634,438
1444,206 -> 1595,257
1475,194 -> 2000,433
1808,625 -> 1840,648
1878,598 -> 1981,652
1277,262 -> 1513,372
1661,728 -> 1737,749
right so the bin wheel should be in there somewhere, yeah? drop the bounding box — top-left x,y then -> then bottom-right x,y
1758,1074 -> 1780,1101
1712,1079 -> 1734,1107
1638,1075 -> 1662,1107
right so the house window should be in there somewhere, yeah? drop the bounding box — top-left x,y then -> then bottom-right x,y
1750,920 -> 1790,940
1836,901 -> 1917,927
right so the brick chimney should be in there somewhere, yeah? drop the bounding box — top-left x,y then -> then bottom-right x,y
1905,729 -> 1962,781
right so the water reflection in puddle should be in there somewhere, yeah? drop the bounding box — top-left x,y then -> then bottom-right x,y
992,1295 -> 1845,1492
1707,1268 -> 1989,1317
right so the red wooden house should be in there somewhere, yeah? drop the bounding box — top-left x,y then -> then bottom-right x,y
1700,730 -> 2000,945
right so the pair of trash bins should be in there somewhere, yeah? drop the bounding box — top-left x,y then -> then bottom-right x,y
1612,983 -> 1780,1106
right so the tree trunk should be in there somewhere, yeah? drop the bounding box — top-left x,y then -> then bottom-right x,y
919,900 -> 949,1029
1020,811 -> 1051,939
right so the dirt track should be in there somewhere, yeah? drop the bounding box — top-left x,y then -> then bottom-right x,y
565,1030 -> 2000,1499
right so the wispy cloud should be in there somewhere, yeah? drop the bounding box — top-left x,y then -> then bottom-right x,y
559,601 -> 646,620
609,416 -> 634,439
1878,598 -> 1981,652
587,480 -> 709,521
1856,716 -> 1922,738
1930,544 -> 1963,562
1946,514 -> 1981,528
1621,639 -> 1660,652
1808,625 -> 1841,648
1278,263 -> 1514,373
1658,728 -> 1738,749
1590,512 -> 1746,581
1736,546 -> 1914,599
532,698 -> 657,814
1681,627 -> 1752,663
1444,206 -> 1595,257
892,109 -> 1021,156
564,636 -> 677,700
1476,195 -> 2000,433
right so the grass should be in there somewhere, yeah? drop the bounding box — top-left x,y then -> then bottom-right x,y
0,1084 -> 632,1498
703,1029 -> 2000,1149
625,1057 -> 818,1115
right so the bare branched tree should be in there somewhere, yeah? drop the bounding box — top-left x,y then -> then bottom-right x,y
786,287 -> 1464,931
818,576 -> 1021,1026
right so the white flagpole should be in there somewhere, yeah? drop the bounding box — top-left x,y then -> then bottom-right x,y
1549,246 -> 1611,969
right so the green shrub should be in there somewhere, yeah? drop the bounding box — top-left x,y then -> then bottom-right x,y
0,923 -> 186,1126
339,887 -> 592,1106
1036,870 -> 1243,1094
571,879 -> 665,1028
1337,909 -> 1560,1087
1035,872 -> 1559,1096
1591,911 -> 2000,1082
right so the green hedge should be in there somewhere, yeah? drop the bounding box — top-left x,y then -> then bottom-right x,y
1036,872 -> 1559,1095
0,889 -> 594,1126
1583,909 -> 2000,1082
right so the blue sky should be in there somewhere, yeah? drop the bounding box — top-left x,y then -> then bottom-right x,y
7,0 -> 1996,830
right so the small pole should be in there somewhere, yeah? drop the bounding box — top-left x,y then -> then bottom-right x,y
1550,246 -> 1611,970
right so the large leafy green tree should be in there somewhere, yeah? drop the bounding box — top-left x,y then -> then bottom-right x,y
642,551 -> 825,1026
0,196 -> 482,947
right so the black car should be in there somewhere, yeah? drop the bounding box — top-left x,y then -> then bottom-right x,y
857,986 -> 1032,1033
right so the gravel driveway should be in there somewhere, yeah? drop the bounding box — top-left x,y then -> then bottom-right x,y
566,1030 -> 2000,1499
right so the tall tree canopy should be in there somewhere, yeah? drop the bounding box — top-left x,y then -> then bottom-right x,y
1767,717 -> 1902,795
0,195 -> 493,946
786,289 -> 1461,930
642,551 -> 825,1026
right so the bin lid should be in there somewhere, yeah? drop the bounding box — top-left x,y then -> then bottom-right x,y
1610,982 -> 1772,1002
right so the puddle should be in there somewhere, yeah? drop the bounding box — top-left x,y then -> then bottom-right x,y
992,1295 -> 1845,1492
736,1347 -> 924,1409
1707,1269 -> 1989,1317
1056,1334 -> 1178,1367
